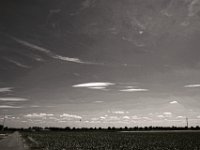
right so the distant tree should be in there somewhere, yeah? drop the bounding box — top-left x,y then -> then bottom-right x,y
0,124 -> 3,130
111,127 -> 116,130
65,127 -> 71,131
32,126 -> 43,131
108,126 -> 111,130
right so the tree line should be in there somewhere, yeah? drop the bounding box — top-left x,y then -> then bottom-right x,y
1,125 -> 200,132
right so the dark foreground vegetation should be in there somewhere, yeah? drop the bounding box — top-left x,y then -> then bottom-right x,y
1,125 -> 200,149
22,131 -> 200,150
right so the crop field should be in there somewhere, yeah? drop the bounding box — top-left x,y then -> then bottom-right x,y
22,131 -> 200,150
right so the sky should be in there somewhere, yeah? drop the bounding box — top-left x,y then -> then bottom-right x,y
0,0 -> 200,128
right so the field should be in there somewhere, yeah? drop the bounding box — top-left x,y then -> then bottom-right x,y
22,131 -> 200,150
0,131 -> 12,141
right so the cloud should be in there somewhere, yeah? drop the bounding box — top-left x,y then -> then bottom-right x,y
0,97 -> 28,101
0,87 -> 13,92
60,113 -> 82,119
157,115 -> 165,118
52,55 -> 86,64
142,117 -> 152,120
132,115 -> 140,120
100,116 -> 106,119
169,101 -> 178,104
4,58 -> 30,69
123,116 -> 130,119
81,0 -> 95,9
188,0 -> 200,16
94,101 -> 104,103
8,35 -> 99,65
163,112 -> 172,117
88,87 -> 107,90
30,105 -> 40,108
184,84 -> 200,88
176,116 -> 185,119
112,111 -> 125,114
73,82 -> 114,90
0,105 -> 22,108
119,88 -> 149,92
9,36 -> 50,53
24,113 -> 54,118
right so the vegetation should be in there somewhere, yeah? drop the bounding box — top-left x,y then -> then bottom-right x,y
22,131 -> 200,150
12,125 -> 200,132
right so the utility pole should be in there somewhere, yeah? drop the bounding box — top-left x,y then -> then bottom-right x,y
2,114 -> 6,131
186,117 -> 188,128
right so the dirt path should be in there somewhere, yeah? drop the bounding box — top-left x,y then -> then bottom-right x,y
0,131 -> 28,150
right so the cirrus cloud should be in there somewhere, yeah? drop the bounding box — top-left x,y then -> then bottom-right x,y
73,82 -> 115,88
0,87 -> 13,92
119,88 -> 149,92
8,35 -> 101,65
0,97 -> 28,101
184,84 -> 200,88
0,105 -> 22,108
169,101 -> 178,104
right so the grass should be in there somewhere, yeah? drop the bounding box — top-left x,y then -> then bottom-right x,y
22,131 -> 200,150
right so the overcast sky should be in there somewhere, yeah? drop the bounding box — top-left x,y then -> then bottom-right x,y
0,0 -> 200,128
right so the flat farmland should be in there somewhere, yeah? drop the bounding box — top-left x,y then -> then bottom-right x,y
22,131 -> 200,150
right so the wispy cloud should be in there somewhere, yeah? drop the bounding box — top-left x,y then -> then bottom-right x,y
60,113 -> 82,119
24,113 -> 54,118
157,115 -> 165,118
52,55 -> 84,64
163,112 -> 172,117
188,0 -> 200,16
94,101 -> 104,103
73,82 -> 114,90
112,111 -> 129,114
8,35 -> 100,65
53,55 -> 101,65
9,36 -> 50,53
184,84 -> 200,88
0,97 -> 28,101
30,105 -> 40,108
113,111 -> 125,114
132,115 -> 140,120
0,87 -> 13,92
73,82 -> 114,87
4,58 -> 30,69
88,87 -> 107,90
0,105 -> 22,108
119,88 -> 149,92
123,116 -> 130,119
176,116 -> 185,119
169,101 -> 178,104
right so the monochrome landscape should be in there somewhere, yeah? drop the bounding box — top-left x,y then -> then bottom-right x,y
1,0 -> 200,149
